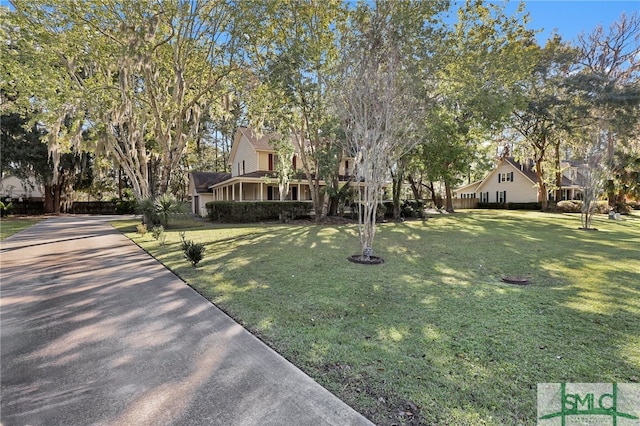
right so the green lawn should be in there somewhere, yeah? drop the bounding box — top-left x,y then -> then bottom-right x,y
0,217 -> 42,240
113,210 -> 640,425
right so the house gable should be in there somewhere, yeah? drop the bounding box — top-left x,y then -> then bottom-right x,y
229,127 -> 289,177
474,158 -> 539,203
454,181 -> 481,199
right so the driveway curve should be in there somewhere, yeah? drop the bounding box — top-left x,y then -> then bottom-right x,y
0,216 -> 373,426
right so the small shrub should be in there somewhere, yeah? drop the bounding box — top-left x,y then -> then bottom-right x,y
0,200 -> 13,217
556,200 -> 609,214
556,200 -> 582,213
180,232 -> 205,266
614,203 -> 632,215
151,225 -> 165,240
137,197 -> 158,226
114,189 -> 137,214
136,223 -> 148,236
401,200 -> 425,218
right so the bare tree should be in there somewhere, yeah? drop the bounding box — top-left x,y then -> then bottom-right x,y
576,12 -> 640,208
334,2 -> 423,260
579,137 -> 607,230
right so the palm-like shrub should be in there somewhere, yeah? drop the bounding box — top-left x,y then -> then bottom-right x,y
0,200 -> 13,217
154,193 -> 187,227
137,193 -> 188,227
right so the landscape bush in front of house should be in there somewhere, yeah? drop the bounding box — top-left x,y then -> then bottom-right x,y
555,200 -> 610,214
206,201 -> 312,222
477,201 -> 542,210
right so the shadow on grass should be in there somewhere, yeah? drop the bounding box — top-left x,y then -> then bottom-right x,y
123,211 -> 640,425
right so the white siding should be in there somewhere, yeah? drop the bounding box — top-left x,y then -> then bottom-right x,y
477,163 -> 538,203
232,136 -> 259,177
258,151 -> 271,171
0,175 -> 44,199
193,193 -> 214,217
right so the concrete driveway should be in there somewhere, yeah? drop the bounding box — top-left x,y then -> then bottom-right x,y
0,216 -> 373,426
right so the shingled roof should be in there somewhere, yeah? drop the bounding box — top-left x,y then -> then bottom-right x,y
190,172 -> 231,193
504,157 -> 538,183
505,157 -> 576,187
237,127 -> 281,150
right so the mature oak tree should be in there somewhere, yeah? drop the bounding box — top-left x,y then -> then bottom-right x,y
5,0 -> 240,200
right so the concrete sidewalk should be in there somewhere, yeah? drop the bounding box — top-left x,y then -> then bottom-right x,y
0,216 -> 373,426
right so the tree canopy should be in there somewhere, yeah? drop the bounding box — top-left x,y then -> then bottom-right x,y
2,1 -> 638,222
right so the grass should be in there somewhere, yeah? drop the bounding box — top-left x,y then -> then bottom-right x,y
112,210 -> 640,425
0,217 -> 42,240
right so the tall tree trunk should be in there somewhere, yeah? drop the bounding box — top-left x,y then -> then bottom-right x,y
429,181 -> 438,208
118,168 -> 123,200
53,184 -> 61,214
44,185 -> 54,213
534,159 -> 548,211
554,142 -> 562,203
407,175 -> 421,200
328,176 -> 340,216
391,169 -> 403,220
444,181 -> 454,213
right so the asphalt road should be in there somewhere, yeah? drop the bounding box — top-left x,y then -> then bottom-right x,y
0,216 -> 373,426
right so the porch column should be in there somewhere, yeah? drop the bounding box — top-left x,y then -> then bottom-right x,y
239,182 -> 243,201
232,184 -> 235,201
260,182 -> 264,201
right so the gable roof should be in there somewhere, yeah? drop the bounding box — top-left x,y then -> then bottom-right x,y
475,157 -> 577,190
504,157 -> 538,183
456,180 -> 481,192
238,127 -> 281,151
227,127 -> 281,168
190,172 -> 231,193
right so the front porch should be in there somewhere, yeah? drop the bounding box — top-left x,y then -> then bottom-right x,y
211,176 -> 314,202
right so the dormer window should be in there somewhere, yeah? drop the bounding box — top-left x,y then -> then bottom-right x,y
498,172 -> 514,183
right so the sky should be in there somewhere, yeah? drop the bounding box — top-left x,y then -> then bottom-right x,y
507,1 -> 639,44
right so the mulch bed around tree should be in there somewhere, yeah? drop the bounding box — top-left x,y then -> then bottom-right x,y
501,275 -> 530,285
348,255 -> 384,265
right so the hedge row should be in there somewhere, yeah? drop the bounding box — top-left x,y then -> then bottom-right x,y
477,202 -> 542,210
206,201 -> 312,222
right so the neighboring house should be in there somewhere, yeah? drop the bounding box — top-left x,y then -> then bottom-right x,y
0,174 -> 44,201
188,171 -> 231,216
454,157 -> 584,204
208,127 -> 353,203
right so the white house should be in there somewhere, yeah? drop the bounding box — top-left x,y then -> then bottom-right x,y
455,158 -> 584,204
207,127 -> 354,202
0,174 -> 44,201
188,171 -> 231,217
